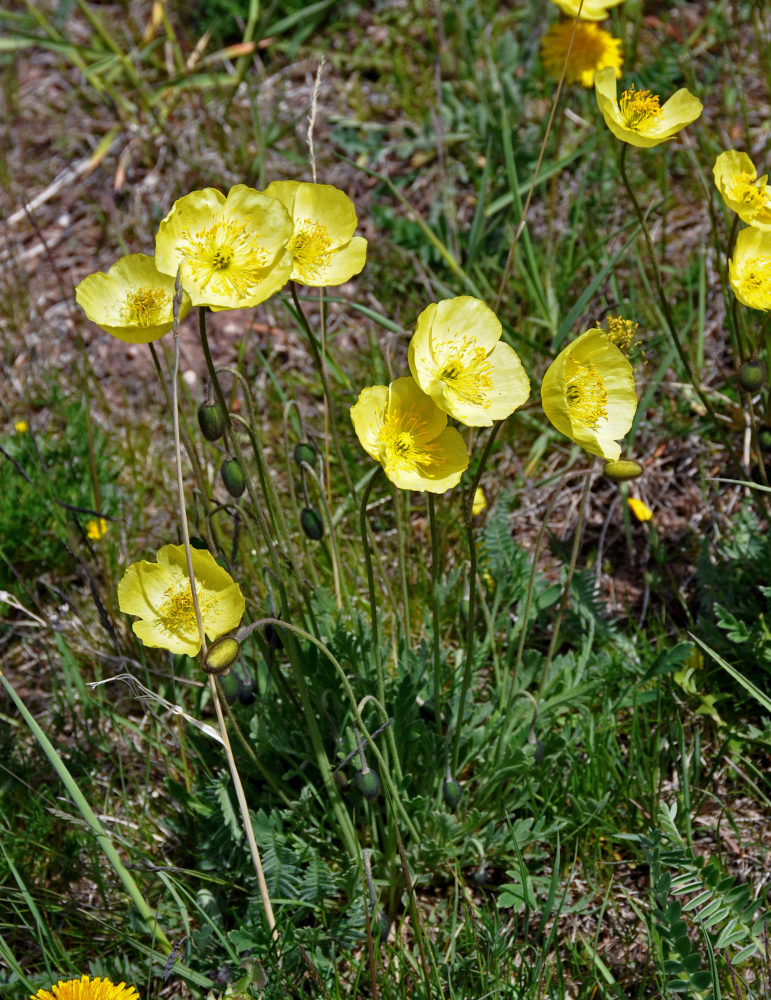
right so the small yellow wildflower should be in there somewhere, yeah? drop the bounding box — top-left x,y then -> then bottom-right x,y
548,0 -> 625,21
154,185 -> 292,309
86,517 -> 109,541
262,180 -> 367,286
472,486 -> 487,516
594,66 -> 702,148
14,420 -> 29,433
627,497 -> 653,522
729,228 -> 771,311
541,328 -> 637,461
408,296 -> 530,427
30,977 -> 139,1000
713,151 -> 771,231
75,254 -> 191,344
118,544 -> 245,656
350,376 -> 469,493
540,22 -> 623,88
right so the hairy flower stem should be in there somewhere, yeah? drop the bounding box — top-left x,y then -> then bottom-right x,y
360,467 -> 403,783
171,285 -> 278,943
618,144 -> 745,479
427,494 -> 444,746
198,308 -> 293,607
538,468 -> 594,700
451,421 -> 503,776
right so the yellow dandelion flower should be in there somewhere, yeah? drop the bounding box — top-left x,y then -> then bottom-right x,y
86,517 -> 109,541
549,0 -> 625,21
408,296 -> 530,427
594,66 -> 702,148
540,22 -> 623,88
472,486 -> 487,516
75,254 -> 191,344
627,496 -> 653,522
713,151 -> 771,231
30,976 -> 139,1000
729,227 -> 771,311
541,328 -> 637,461
14,420 -> 29,433
350,376 -> 469,493
154,185 -> 292,309
118,544 -> 245,656
263,180 -> 367,287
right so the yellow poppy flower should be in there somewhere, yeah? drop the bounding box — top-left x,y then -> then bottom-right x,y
263,180 -> 367,286
75,254 -> 191,344
408,296 -> 530,427
31,977 -> 139,1000
118,544 -> 245,656
86,517 -> 109,541
549,0 -> 625,21
713,151 -> 771,231
350,376 -> 469,493
154,185 -> 292,309
627,497 -> 653,522
541,328 -> 637,461
14,420 -> 28,433
729,227 -> 771,311
540,22 -> 623,88
594,66 -> 702,148
472,486 -> 487,516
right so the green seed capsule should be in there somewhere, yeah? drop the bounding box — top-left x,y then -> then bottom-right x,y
354,769 -> 381,801
442,777 -> 463,809
203,636 -> 241,674
197,402 -> 226,441
758,426 -> 771,454
603,459 -> 643,482
294,442 -> 317,468
301,507 -> 324,540
738,359 -> 767,393
221,458 -> 246,497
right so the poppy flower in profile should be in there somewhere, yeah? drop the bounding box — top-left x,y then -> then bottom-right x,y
541,328 -> 637,461
713,151 -> 771,230
729,227 -> 771,311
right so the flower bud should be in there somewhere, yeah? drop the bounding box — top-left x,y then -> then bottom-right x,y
442,777 -> 463,809
373,909 -> 391,942
738,359 -> 767,393
759,426 -> 771,454
603,459 -> 643,482
203,636 -> 241,674
239,681 -> 257,706
221,458 -> 246,497
197,402 -> 226,441
354,768 -> 381,801
300,506 -> 324,540
294,442 -> 317,467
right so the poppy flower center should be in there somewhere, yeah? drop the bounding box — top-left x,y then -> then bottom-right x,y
436,335 -> 494,407
154,577 -> 211,639
737,255 -> 771,304
565,360 -> 608,429
619,85 -> 662,129
288,219 -> 333,278
179,217 -> 270,298
123,286 -> 171,326
379,408 -> 438,472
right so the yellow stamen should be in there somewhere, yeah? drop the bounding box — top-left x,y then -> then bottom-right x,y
288,219 -> 333,280
435,333 -> 494,408
619,85 -> 662,130
565,359 -> 608,429
179,217 -> 270,298
154,576 -> 213,639
123,286 -> 171,326
738,255 -> 771,306
603,315 -> 638,354
379,406 -> 439,475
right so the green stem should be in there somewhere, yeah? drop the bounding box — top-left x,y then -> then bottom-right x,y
360,467 -> 403,782
537,468 -> 593,700
618,144 -> 745,479
452,421 -> 503,775
427,493 -> 444,746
